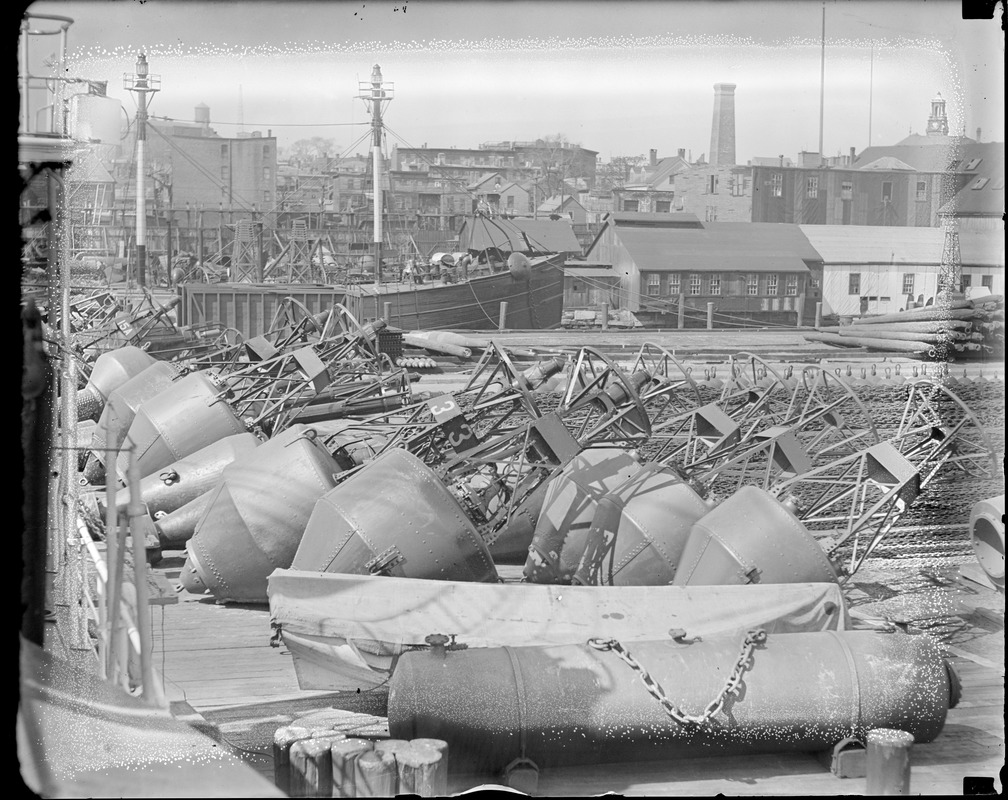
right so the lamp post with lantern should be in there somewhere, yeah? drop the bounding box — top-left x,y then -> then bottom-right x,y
124,52 -> 160,289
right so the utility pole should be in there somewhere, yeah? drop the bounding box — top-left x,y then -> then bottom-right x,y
124,53 -> 160,290
359,64 -> 393,288
818,2 -> 826,157
868,42 -> 874,147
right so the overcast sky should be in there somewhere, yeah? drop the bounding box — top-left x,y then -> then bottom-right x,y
22,0 -> 1005,162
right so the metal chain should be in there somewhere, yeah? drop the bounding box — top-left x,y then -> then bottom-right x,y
587,628 -> 767,728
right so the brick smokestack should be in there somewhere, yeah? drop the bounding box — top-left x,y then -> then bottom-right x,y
709,83 -> 737,167
649,149 -> 657,166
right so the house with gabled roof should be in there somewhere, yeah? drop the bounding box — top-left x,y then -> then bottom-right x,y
536,194 -> 588,224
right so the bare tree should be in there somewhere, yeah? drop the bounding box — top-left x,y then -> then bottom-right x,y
529,133 -> 588,204
596,154 -> 647,192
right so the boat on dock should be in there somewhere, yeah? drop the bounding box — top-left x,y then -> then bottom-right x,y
343,250 -> 566,331
267,570 -> 848,691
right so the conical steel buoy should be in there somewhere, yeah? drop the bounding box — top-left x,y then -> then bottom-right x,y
117,370 -> 247,480
153,489 -> 214,549
672,485 -> 838,586
78,346 -> 158,421
103,432 -> 262,519
523,447 -> 645,584
572,462 -> 710,586
84,360 -> 179,484
292,447 -> 498,583
180,424 -> 345,602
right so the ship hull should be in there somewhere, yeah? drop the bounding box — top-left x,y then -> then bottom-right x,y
343,253 -> 565,330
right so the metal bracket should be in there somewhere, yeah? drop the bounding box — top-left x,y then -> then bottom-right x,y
365,544 -> 404,575
817,737 -> 866,778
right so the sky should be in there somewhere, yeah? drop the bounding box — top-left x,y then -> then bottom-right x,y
20,0 -> 1006,163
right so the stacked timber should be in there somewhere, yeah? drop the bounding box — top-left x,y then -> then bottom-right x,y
806,294 -> 1004,358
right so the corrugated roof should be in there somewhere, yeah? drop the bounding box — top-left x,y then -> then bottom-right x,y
457,216 -> 581,253
799,225 -> 1004,268
613,222 -> 818,274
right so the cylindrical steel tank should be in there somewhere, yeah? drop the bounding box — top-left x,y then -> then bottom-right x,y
83,360 -> 179,483
78,346 -> 158,420
117,370 -> 247,480
291,448 -> 499,583
179,424 -> 345,603
969,494 -> 1005,593
153,490 -> 213,549
524,447 -> 644,584
388,630 -> 957,772
572,462 -> 711,586
105,432 -> 262,520
672,485 -> 838,586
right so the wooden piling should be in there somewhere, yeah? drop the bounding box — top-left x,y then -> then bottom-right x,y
498,301 -> 509,331
678,294 -> 685,329
331,738 -> 374,798
397,742 -> 447,797
272,725 -> 312,795
354,749 -> 397,798
289,733 -> 347,798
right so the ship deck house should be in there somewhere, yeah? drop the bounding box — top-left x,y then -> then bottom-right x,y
585,213 -> 823,326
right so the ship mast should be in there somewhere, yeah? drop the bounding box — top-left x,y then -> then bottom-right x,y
125,53 -> 160,290
359,64 -> 393,289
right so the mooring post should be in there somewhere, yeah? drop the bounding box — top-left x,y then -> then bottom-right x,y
678,294 -> 685,329
383,302 -> 392,322
815,301 -> 823,329
866,728 -> 914,795
498,301 -> 509,331
600,303 -> 609,331
706,302 -> 714,330
796,293 -> 806,327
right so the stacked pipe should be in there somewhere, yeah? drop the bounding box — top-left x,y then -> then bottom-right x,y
807,294 -> 1004,358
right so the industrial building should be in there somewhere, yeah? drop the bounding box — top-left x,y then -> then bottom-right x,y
585,212 -> 823,326
802,226 -> 1005,317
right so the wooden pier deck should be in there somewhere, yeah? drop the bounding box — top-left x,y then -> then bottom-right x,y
145,548 -> 1003,796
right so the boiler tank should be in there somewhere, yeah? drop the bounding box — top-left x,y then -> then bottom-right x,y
388,630 -> 957,772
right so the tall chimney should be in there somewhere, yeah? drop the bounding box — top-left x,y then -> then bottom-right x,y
649,148 -> 657,166
849,146 -> 856,162
709,83 -> 737,167
779,154 -> 784,167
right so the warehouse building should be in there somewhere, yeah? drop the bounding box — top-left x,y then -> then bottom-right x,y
800,226 -> 1005,317
585,212 -> 823,326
